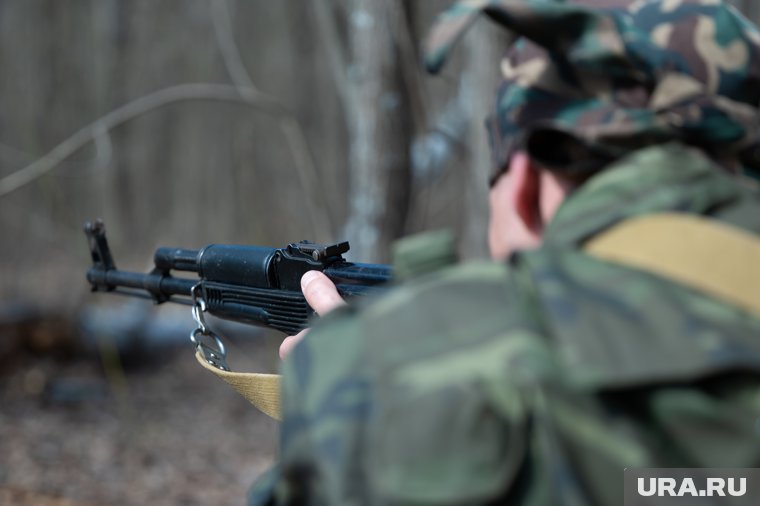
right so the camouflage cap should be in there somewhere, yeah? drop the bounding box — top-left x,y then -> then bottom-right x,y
425,0 -> 760,182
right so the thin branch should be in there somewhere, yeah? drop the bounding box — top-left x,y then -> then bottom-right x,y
1,3 -> 336,240
211,0 -> 334,239
386,1 -> 430,133
0,136 -> 112,178
313,0 -> 356,112
211,0 -> 256,91
0,83 -> 289,197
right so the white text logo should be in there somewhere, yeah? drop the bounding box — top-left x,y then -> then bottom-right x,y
637,477 -> 746,497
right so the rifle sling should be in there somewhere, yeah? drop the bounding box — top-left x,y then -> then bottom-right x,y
195,351 -> 282,420
584,212 -> 760,317
199,212 -> 760,421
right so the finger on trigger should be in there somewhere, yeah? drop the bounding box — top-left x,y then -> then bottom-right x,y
301,270 -> 346,316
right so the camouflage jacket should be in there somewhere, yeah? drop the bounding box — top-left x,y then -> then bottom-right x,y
250,143 -> 760,505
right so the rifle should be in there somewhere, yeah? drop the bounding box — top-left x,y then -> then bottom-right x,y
83,219 -> 392,339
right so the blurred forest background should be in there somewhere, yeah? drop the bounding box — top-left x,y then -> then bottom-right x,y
0,1 -> 758,505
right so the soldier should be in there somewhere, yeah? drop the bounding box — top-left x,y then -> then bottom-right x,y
252,0 -> 760,504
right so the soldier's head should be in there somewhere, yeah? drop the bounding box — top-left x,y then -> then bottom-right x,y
426,0 -> 760,259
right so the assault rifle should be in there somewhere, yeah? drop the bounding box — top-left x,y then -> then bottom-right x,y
84,220 -> 392,336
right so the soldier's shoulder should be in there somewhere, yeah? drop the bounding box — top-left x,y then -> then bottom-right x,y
299,257 -> 552,385
366,259 -> 516,316
361,259 -> 535,338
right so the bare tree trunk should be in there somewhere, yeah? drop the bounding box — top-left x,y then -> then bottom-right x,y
343,0 -> 412,262
459,22 -> 511,259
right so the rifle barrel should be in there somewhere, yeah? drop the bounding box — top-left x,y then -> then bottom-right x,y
87,268 -> 196,299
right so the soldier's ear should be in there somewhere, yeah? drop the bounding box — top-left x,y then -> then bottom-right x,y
508,152 -> 543,235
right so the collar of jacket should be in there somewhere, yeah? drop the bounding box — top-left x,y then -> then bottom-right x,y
542,143 -> 743,248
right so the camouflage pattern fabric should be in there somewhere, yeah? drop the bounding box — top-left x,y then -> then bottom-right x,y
426,0 -> 760,181
247,1 -> 760,504
249,143 -> 760,505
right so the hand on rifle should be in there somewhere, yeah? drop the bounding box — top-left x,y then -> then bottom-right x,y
279,270 -> 346,359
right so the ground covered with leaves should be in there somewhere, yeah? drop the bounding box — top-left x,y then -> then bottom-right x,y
0,329 -> 279,506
